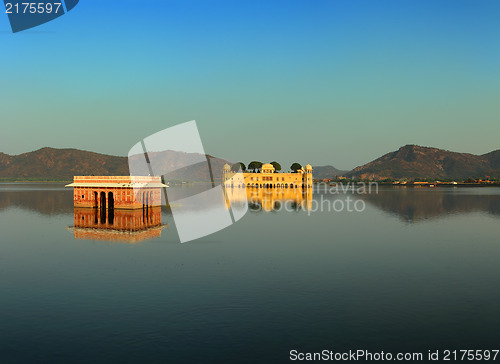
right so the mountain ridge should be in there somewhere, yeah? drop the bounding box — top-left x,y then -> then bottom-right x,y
0,147 -> 129,180
347,144 -> 500,180
312,165 -> 348,179
0,147 -> 231,181
1,145 -> 499,181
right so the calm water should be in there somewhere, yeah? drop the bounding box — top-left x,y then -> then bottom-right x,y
1,184 -> 500,363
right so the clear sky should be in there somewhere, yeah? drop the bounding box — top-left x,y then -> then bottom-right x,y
1,0 -> 499,170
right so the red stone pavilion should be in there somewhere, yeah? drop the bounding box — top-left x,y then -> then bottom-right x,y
66,176 -> 166,209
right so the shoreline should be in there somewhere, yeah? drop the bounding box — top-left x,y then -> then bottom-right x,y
0,180 -> 72,183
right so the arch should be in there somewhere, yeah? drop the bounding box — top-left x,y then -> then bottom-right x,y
142,191 -> 149,219
100,191 -> 106,210
94,191 -> 98,208
285,183 -> 288,188
108,205 -> 114,225
100,191 -> 106,223
108,192 -> 114,210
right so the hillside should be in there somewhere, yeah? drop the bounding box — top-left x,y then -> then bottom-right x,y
312,165 -> 348,179
2,145 -> 499,181
0,148 -> 129,180
347,145 -> 500,180
128,150 -> 230,182
0,147 -> 230,182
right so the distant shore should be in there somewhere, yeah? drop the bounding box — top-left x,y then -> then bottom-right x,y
315,181 -> 500,187
0,179 -> 72,183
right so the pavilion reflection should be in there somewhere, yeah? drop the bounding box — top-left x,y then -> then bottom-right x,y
68,206 -> 166,243
225,187 -> 313,212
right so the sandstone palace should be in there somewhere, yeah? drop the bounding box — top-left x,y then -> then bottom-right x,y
223,163 -> 313,189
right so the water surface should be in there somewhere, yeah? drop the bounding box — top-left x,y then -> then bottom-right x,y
1,184 -> 499,363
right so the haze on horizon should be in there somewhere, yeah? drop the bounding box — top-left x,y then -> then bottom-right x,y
1,0 -> 499,170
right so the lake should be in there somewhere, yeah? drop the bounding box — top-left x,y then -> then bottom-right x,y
1,183 -> 500,363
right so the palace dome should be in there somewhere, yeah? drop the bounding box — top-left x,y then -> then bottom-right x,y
262,163 -> 274,170
305,164 -> 312,170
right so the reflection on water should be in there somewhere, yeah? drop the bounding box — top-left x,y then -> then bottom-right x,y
359,187 -> 500,222
1,184 -> 499,224
69,207 -> 166,243
225,187 -> 314,212
1,184 -> 499,223
0,184 -> 73,215
2,184 -> 500,362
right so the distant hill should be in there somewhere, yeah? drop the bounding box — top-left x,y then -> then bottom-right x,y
128,150 -> 230,182
347,145 -> 500,180
3,145 -> 500,182
0,147 -> 230,181
0,148 -> 128,180
312,165 -> 348,179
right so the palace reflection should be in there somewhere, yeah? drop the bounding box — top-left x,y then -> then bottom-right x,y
69,206 -> 165,243
225,186 -> 313,212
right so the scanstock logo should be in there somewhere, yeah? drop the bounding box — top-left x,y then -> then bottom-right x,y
3,0 -> 79,33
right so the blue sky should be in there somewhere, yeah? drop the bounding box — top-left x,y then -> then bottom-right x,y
1,0 -> 499,169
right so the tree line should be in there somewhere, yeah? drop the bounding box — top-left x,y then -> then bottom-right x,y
231,161 -> 303,173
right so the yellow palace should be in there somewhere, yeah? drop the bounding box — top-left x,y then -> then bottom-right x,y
223,163 -> 313,189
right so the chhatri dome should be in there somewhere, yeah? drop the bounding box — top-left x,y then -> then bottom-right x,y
261,163 -> 275,172
305,164 -> 312,170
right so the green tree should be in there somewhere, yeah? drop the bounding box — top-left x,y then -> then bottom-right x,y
290,162 -> 302,173
248,161 -> 263,172
270,161 -> 281,172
